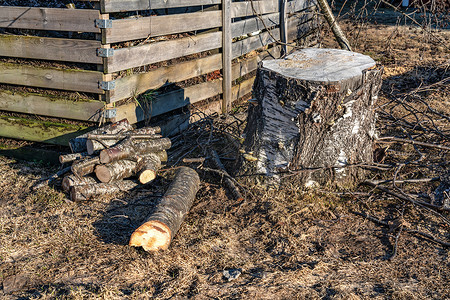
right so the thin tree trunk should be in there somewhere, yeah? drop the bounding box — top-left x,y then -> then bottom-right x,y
129,167 -> 200,251
317,0 -> 352,51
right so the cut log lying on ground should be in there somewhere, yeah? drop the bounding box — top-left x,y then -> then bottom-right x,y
129,167 -> 200,251
62,174 -> 97,192
137,153 -> 162,184
86,126 -> 162,155
59,152 -> 91,164
70,180 -> 139,202
99,138 -> 172,164
71,157 -> 100,178
69,119 -> 133,153
208,149 -> 243,201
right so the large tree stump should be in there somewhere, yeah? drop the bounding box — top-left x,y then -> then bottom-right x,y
242,48 -> 383,186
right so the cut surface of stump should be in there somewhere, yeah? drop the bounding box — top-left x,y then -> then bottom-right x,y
242,48 -> 383,186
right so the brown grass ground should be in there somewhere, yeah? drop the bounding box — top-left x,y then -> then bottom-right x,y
1,20 -> 449,300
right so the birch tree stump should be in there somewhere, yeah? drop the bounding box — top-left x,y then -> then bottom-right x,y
242,48 -> 383,186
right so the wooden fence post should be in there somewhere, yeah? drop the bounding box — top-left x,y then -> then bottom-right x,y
280,0 -> 288,56
222,0 -> 232,114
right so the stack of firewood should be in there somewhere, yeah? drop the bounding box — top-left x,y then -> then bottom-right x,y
59,119 -> 172,201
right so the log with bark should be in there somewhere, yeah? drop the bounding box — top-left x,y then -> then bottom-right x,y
62,174 -> 98,192
99,138 -> 171,164
71,157 -> 100,178
137,153 -> 162,184
242,48 -> 383,186
70,180 -> 139,202
69,119 -> 133,153
86,126 -> 162,155
129,167 -> 200,251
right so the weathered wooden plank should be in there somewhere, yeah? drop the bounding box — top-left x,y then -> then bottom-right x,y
101,0 -> 221,13
191,76 -> 255,122
232,30 -> 280,59
106,31 -> 221,73
0,63 -> 104,94
222,0 -> 232,114
0,115 -> 91,145
106,11 -> 221,43
231,0 -> 278,18
115,73 -> 255,124
110,54 -> 222,103
0,90 -> 104,121
114,80 -> 222,124
0,34 -> 102,64
0,6 -> 100,33
287,11 -> 318,40
232,45 -> 282,80
232,12 -> 279,38
286,0 -> 317,14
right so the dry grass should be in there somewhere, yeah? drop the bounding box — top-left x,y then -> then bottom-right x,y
1,12 -> 449,300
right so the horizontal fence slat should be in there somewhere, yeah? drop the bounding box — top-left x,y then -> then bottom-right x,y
286,0 -> 317,14
232,45 -> 282,80
0,6 -> 100,33
232,29 -> 280,59
0,115 -> 91,145
107,11 -> 221,44
106,31 -> 222,73
115,74 -> 254,124
231,0 -> 278,18
0,63 -> 104,94
0,34 -> 102,64
232,12 -> 279,38
102,0 -> 221,13
287,11 -> 318,40
114,79 -> 222,124
0,90 -> 103,121
110,53 -> 222,103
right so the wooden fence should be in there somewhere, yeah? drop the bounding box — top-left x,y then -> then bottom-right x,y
0,0 -> 321,144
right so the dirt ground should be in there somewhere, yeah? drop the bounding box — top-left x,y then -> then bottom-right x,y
1,6 -> 449,300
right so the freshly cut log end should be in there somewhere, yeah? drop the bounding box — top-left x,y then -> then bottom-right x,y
129,221 -> 171,251
94,164 -> 112,183
137,153 -> 162,184
139,170 -> 157,184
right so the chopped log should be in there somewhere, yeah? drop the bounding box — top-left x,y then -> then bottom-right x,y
99,138 -> 172,164
86,127 -> 161,155
95,159 -> 140,183
70,180 -> 138,202
61,174 -> 97,192
71,157 -> 100,178
208,149 -> 243,201
137,153 -> 162,184
129,167 -> 200,251
69,119 -> 133,153
94,151 -> 168,183
242,48 -> 383,186
59,152 -> 91,164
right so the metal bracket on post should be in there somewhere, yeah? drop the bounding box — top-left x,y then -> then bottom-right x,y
95,19 -> 112,29
103,108 -> 117,119
97,48 -> 114,57
99,80 -> 116,91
